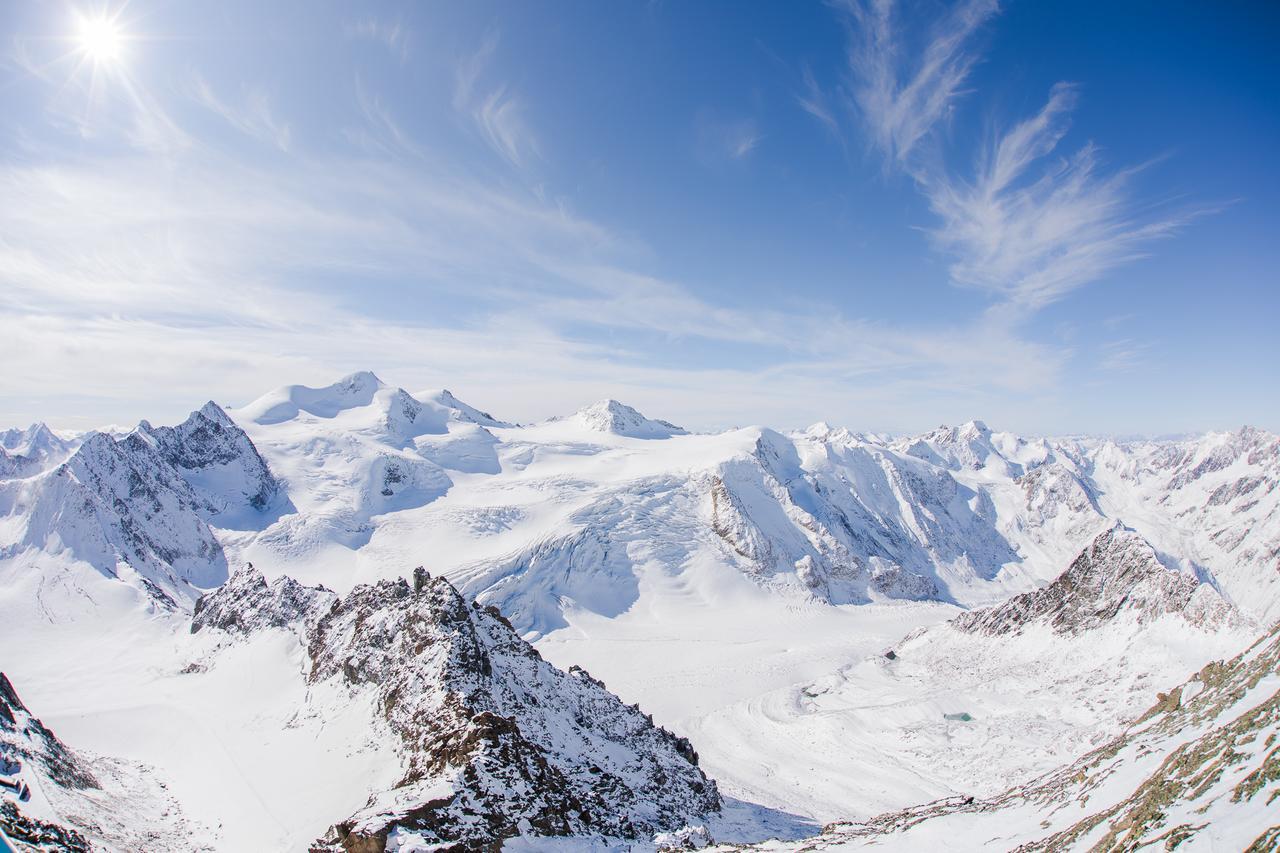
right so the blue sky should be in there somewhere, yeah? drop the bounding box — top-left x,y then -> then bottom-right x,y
1,0 -> 1276,434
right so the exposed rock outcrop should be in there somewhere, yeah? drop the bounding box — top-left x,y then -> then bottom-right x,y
192,566 -> 720,850
954,524 -> 1236,636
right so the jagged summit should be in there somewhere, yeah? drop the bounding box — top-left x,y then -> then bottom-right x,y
191,564 -> 334,634
0,423 -> 78,480
196,400 -> 234,424
954,523 -> 1236,636
0,403 -> 283,605
192,566 -> 720,850
141,401 -> 281,513
898,419 -> 1005,472
800,422 -> 881,446
570,399 -> 688,438
0,423 -> 73,459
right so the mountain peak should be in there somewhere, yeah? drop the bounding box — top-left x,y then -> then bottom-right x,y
954,524 -> 1235,636
197,400 -> 234,425
192,567 -> 720,849
900,419 -> 1004,471
240,371 -> 387,425
336,369 -> 384,391
573,399 -> 687,439
417,388 -> 511,428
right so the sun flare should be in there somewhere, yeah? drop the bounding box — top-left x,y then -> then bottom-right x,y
77,14 -> 123,62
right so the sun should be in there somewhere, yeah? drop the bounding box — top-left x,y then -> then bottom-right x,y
77,14 -> 124,63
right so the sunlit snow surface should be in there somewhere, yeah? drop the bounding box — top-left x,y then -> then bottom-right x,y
1,373 -> 1276,849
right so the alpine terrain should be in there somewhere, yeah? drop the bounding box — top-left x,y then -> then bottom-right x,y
1,372 -> 1276,850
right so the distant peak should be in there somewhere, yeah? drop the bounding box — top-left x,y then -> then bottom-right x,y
336,370 -> 385,391
572,399 -> 686,438
417,388 -> 510,428
241,371 -> 389,425
197,400 -> 233,424
582,399 -> 632,416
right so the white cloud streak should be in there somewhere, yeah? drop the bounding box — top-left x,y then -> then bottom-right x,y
346,18 -> 411,64
454,33 -> 539,170
840,0 -> 998,171
191,75 -> 291,152
837,0 -> 1197,312
796,65 -> 840,136
925,83 -> 1191,310
0,149 -> 1065,432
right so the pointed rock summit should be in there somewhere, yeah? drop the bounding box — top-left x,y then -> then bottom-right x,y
191,566 -> 720,850
954,523 -> 1236,636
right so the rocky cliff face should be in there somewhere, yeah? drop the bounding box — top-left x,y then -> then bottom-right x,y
1,673 -> 98,793
192,566 -> 720,850
0,673 -> 98,851
141,401 -> 280,513
190,563 -> 335,634
953,524 -> 1235,636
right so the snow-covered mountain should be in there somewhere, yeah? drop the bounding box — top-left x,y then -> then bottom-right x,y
0,423 -> 78,480
0,401 -> 280,605
1,371 -> 1277,850
565,399 -> 688,438
0,672 -> 196,851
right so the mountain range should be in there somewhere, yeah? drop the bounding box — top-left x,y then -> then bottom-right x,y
0,371 -> 1276,850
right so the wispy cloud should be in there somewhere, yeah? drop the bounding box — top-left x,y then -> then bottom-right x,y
474,85 -> 539,169
347,75 -> 420,158
835,1 -> 1199,312
346,18 -> 411,64
1098,338 -> 1151,372
840,0 -> 998,171
695,114 -> 763,164
0,147 -> 1065,431
926,82 -> 1195,310
796,64 -> 839,137
191,74 -> 291,152
730,123 -> 761,159
454,33 -> 540,169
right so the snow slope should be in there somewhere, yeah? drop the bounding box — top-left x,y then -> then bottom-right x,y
761,617 -> 1280,851
688,524 -> 1252,824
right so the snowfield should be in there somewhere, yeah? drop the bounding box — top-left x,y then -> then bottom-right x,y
1,371 -> 1276,850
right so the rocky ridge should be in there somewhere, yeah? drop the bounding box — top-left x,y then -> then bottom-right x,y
192,565 -> 720,850
953,523 -> 1237,636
